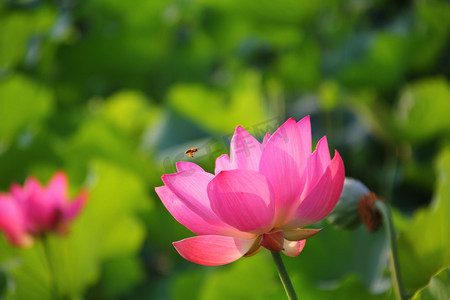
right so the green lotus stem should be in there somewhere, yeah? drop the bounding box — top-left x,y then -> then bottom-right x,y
42,236 -> 59,300
271,251 -> 298,300
374,201 -> 406,300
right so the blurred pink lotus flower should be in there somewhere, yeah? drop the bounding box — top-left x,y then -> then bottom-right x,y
0,171 -> 88,247
156,117 -> 345,266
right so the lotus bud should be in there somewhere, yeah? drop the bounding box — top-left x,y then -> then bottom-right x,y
328,177 -> 370,229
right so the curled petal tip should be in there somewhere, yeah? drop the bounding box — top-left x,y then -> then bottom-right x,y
161,174 -> 175,186
283,228 -> 322,241
282,239 -> 306,257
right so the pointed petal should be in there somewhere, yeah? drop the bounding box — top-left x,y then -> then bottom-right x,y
10,183 -> 25,202
229,126 -> 262,171
0,195 -> 33,247
19,176 -> 55,231
297,116 -> 312,164
285,151 -> 345,228
282,239 -> 306,257
207,169 -> 275,234
313,137 -> 331,172
11,177 -> 41,204
46,171 -> 68,204
259,119 -> 304,225
23,176 -> 43,196
10,177 -> 53,232
260,230 -> 285,252
302,137 -> 331,197
156,186 -> 253,238
173,235 -> 255,266
283,228 -> 322,241
215,154 -> 231,175
176,161 -> 204,172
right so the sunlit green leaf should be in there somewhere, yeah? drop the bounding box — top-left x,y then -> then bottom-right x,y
0,237 -> 51,300
396,78 -> 450,143
318,81 -> 341,112
412,267 -> 450,300
62,117 -> 156,182
101,90 -> 160,137
0,74 -> 52,146
167,71 -> 270,135
0,8 -> 55,69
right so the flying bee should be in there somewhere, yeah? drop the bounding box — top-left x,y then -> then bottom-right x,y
185,147 -> 198,158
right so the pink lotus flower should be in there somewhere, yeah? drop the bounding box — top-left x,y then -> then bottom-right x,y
0,171 -> 88,247
156,117 -> 345,266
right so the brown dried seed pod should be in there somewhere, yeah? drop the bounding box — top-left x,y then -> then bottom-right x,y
357,192 -> 384,232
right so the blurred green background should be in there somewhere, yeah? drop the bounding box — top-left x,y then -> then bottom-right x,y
1,0 -> 450,299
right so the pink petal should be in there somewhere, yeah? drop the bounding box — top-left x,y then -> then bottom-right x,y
162,170 -> 215,219
176,162 -> 204,172
23,177 -> 43,197
54,189 -> 88,235
207,169 -> 275,234
0,195 -> 33,247
9,183 -> 25,203
163,169 -> 248,235
282,239 -> 306,257
46,171 -> 68,204
215,154 -> 231,175
173,235 -> 255,266
17,177 -> 54,232
285,151 -> 345,228
259,118 -> 304,226
297,116 -> 312,166
62,189 -> 88,221
10,177 -> 42,205
155,186 -> 254,238
283,228 -> 322,241
302,137 -> 331,197
229,126 -> 262,171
